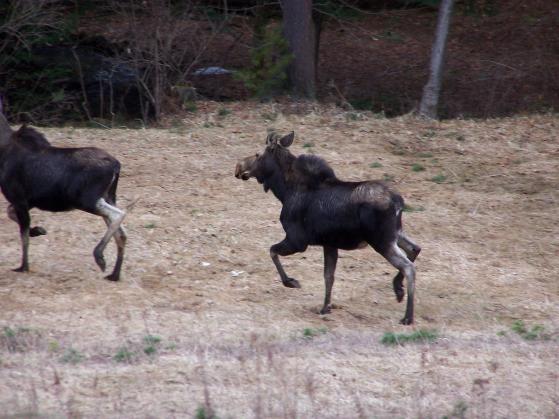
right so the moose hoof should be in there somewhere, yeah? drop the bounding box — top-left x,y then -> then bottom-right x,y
30,226 -> 47,237
283,278 -> 301,288
400,317 -> 414,325
12,265 -> 29,273
320,305 -> 332,315
105,273 -> 120,282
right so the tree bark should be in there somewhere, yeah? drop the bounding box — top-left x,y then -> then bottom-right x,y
280,0 -> 318,99
419,0 -> 455,119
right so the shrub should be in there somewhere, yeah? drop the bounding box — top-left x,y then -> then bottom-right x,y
235,25 -> 292,98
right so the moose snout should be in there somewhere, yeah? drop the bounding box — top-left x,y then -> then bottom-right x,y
234,162 -> 249,180
235,156 -> 257,180
235,163 -> 242,178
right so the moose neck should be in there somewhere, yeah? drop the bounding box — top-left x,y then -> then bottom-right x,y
261,152 -> 297,204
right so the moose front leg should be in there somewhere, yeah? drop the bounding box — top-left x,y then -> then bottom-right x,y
270,238 -> 305,288
321,246 -> 338,314
13,206 -> 31,272
7,205 -> 46,237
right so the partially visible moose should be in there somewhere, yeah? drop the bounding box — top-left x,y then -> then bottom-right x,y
0,98 -> 127,280
235,131 -> 421,324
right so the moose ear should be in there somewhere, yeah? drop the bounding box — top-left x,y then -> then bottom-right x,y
279,131 -> 294,148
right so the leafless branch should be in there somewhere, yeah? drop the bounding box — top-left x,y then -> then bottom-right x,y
0,0 -> 62,55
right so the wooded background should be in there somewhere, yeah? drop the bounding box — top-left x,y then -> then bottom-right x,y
0,0 -> 557,124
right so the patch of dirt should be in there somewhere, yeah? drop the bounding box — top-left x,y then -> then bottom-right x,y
0,104 -> 558,417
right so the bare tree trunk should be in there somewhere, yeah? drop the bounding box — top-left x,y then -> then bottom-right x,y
280,0 -> 317,99
419,0 -> 454,119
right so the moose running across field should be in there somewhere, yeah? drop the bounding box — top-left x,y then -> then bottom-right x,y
235,131 -> 421,324
0,99 -> 127,280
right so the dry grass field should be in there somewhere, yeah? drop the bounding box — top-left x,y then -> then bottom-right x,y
0,103 -> 558,418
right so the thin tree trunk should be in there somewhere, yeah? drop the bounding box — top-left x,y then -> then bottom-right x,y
280,0 -> 317,98
419,0 -> 454,119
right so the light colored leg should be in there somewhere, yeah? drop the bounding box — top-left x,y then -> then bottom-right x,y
93,198 -> 126,273
393,232 -> 421,302
384,243 -> 416,325
102,216 -> 127,281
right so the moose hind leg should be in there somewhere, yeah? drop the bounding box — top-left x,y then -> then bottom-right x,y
104,222 -> 127,282
93,198 -> 126,273
270,238 -> 304,288
321,246 -> 338,314
393,232 -> 421,302
383,242 -> 416,325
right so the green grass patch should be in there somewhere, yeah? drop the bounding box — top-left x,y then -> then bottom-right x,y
430,174 -> 447,184
303,142 -> 314,149
60,348 -> 84,364
144,223 -> 156,229
511,320 -> 549,341
369,162 -> 383,168
411,163 -> 425,172
195,406 -> 219,419
403,204 -> 425,212
383,173 -> 395,182
144,346 -> 157,355
442,400 -> 468,419
1,326 -> 41,352
183,101 -> 197,112
381,329 -> 438,345
144,335 -> 161,345
48,340 -> 60,353
345,112 -> 362,121
217,108 -> 231,117
114,347 -> 135,363
143,335 -> 162,355
417,152 -> 434,158
302,327 -> 328,339
422,130 -> 437,139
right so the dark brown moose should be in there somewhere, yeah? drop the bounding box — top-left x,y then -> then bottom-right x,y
0,98 -> 127,280
235,131 -> 421,324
